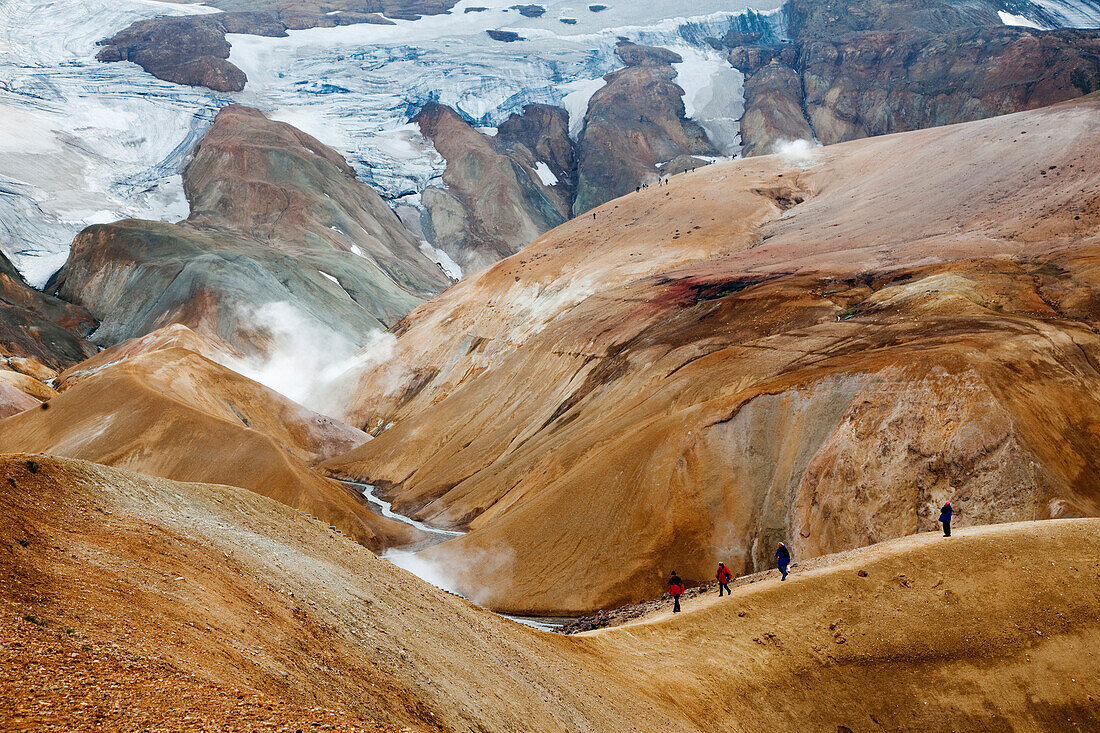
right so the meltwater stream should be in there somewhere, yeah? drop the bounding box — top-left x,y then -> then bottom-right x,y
346,479 -> 464,541
340,480 -> 571,631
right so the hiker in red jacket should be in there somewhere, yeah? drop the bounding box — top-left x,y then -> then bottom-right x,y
716,562 -> 732,596
668,571 -> 685,613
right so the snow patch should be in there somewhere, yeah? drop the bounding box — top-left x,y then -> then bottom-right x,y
671,44 -> 745,156
560,77 -> 607,138
419,242 -> 463,280
534,161 -> 559,186
998,10 -> 1047,28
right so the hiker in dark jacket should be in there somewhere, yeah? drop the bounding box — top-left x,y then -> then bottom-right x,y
716,562 -> 732,596
668,571 -> 685,613
939,500 -> 953,537
776,543 -> 791,581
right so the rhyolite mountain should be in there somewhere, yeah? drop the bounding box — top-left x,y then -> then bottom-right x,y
573,42 -> 717,213
50,105 -> 450,355
414,102 -> 575,275
413,41 -> 721,270
5,453 -> 1100,730
323,96 -> 1100,614
0,323 -> 424,551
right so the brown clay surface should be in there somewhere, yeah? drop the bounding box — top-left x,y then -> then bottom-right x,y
0,329 -> 421,551
1,454 -> 1098,732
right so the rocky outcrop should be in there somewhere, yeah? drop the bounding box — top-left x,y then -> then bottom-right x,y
97,0 -> 457,91
321,97 -> 1100,614
51,105 -> 448,355
574,42 -> 717,214
726,0 -> 1100,154
0,248 -> 96,370
96,15 -> 250,93
416,103 -> 573,274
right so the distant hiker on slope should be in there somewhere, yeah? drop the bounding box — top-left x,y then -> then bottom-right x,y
668,571 -> 685,613
716,562 -> 732,596
776,543 -> 791,581
939,500 -> 953,537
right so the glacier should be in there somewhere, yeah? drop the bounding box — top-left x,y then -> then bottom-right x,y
0,0 -> 229,286
3,0 -> 1100,286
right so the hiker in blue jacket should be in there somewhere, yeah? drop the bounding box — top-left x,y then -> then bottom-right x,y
939,500 -> 953,537
776,543 -> 791,581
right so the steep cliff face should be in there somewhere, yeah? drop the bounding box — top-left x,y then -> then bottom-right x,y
574,42 -> 717,214
51,106 -> 448,355
97,0 -> 457,91
728,0 -> 1100,155
0,249 -> 96,370
416,102 -> 573,274
321,97 -> 1100,614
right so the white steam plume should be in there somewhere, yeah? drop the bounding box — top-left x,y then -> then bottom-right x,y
384,543 -> 514,607
225,301 -> 402,418
773,138 -> 821,169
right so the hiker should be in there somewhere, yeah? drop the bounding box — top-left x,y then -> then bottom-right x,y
668,570 -> 685,613
776,543 -> 791,581
939,500 -> 953,537
592,211 -> 596,220
716,562 -> 732,596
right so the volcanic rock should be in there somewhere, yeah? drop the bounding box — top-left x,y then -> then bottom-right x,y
727,0 -> 1100,154
0,249 -> 96,370
574,42 -> 717,213
416,103 -> 573,274
97,0 -> 456,91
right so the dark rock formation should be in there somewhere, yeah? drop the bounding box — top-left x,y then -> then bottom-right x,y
97,0 -> 457,92
510,4 -> 546,17
486,29 -> 524,42
574,42 -> 717,214
725,0 -> 1100,154
51,106 -> 448,354
96,16 -> 249,92
0,249 -> 96,370
496,103 -> 576,207
415,103 -> 574,274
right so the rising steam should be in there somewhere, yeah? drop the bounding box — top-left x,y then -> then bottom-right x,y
225,301 -> 402,418
774,138 -> 821,168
